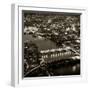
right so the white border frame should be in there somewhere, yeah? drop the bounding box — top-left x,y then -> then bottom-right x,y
11,4 -> 87,87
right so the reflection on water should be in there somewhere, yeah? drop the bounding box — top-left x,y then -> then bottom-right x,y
25,60 -> 80,77
47,60 -> 80,76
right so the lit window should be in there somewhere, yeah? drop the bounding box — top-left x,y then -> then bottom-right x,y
58,53 -> 59,56
42,56 -> 43,58
44,55 -> 46,58
53,54 -> 55,57
59,53 -> 61,56
51,54 -> 53,58
61,53 -> 63,56
56,54 -> 57,57
46,55 -> 48,58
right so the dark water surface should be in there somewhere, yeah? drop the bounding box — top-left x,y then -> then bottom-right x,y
25,60 -> 80,77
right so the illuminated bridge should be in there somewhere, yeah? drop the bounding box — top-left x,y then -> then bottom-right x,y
24,35 -> 80,64
39,47 -> 80,64
24,35 -> 80,77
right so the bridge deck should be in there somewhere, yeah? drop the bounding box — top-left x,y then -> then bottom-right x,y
45,54 -> 79,63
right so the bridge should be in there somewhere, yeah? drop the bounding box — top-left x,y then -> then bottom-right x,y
39,46 -> 80,63
24,48 -> 80,77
